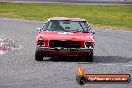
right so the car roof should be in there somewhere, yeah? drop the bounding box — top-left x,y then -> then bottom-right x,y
48,17 -> 86,21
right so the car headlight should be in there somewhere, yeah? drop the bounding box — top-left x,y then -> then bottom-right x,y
37,40 -> 45,46
85,42 -> 93,48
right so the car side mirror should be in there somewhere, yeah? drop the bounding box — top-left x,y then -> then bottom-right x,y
37,28 -> 42,32
91,30 -> 95,34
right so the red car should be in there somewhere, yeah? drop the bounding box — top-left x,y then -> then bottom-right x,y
35,17 -> 95,62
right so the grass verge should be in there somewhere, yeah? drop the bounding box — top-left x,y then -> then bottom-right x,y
0,2 -> 132,30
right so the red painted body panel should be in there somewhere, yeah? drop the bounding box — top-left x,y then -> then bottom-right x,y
36,31 -> 95,48
38,51 -> 91,56
48,17 -> 86,21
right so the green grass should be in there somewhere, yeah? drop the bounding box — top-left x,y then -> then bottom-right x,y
0,2 -> 132,29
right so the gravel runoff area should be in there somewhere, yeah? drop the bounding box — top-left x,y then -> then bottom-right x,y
0,38 -> 22,55
0,18 -> 132,88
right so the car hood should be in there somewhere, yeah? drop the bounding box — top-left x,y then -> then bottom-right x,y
37,31 -> 94,42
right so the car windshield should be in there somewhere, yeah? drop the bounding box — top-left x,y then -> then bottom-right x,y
42,20 -> 90,32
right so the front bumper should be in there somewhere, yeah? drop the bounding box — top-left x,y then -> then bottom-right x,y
37,47 -> 93,56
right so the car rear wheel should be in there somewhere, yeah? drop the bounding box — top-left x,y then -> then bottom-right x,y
35,50 -> 43,61
85,51 -> 93,62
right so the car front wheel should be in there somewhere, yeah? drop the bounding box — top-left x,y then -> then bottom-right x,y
35,49 -> 43,61
85,51 -> 93,62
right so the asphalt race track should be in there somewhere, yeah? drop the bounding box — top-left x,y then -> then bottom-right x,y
0,18 -> 132,88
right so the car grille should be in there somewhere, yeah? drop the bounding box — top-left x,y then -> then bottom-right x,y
49,40 -> 81,48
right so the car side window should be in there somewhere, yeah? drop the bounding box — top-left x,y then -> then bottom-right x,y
42,21 -> 48,30
47,22 -> 52,30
